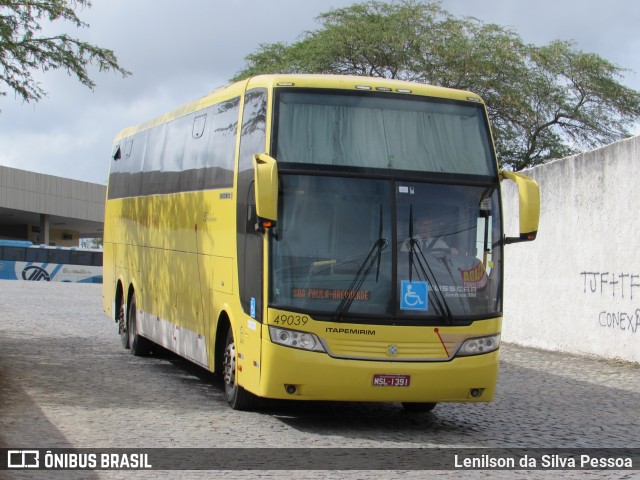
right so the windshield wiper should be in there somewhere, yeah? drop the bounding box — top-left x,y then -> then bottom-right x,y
334,204 -> 387,322
407,205 -> 454,324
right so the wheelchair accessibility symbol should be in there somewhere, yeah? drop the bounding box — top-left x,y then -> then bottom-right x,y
400,281 -> 428,311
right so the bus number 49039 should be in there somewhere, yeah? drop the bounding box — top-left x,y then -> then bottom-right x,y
272,315 -> 309,327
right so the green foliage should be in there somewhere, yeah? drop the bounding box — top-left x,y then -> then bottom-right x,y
80,237 -> 102,249
0,0 -> 130,108
233,0 -> 640,170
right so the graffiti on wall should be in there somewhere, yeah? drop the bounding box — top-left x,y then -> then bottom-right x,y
580,271 -> 640,334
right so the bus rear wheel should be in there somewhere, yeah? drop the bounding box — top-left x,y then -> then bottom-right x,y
127,293 -> 152,356
117,296 -> 129,349
223,329 -> 258,410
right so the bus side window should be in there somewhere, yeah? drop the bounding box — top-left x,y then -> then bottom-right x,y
161,115 -> 190,194
4,247 -> 26,261
127,132 -> 146,198
141,124 -> 167,196
193,114 -> 206,139
70,251 -> 93,266
108,134 -> 146,199
26,248 -> 48,263
48,250 -> 70,265
206,97 -> 240,189
181,110 -> 210,192
124,139 -> 133,158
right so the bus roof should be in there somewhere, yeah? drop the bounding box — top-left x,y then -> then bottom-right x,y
0,239 -> 33,247
113,74 -> 485,143
247,74 -> 483,102
0,239 -> 101,252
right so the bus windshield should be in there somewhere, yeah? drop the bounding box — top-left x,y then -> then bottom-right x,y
270,175 -> 502,323
270,89 -> 502,322
275,90 -> 496,176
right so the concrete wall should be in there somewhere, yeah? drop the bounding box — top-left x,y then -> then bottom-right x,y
502,135 -> 640,363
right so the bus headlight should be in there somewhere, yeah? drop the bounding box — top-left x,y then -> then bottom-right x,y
456,334 -> 500,357
269,326 -> 326,352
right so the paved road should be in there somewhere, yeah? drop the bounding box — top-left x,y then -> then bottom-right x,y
1,281 -> 639,479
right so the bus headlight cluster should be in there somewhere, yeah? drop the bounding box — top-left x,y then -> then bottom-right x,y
456,334 -> 500,357
269,326 -> 326,352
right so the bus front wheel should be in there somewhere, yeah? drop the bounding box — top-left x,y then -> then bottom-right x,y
223,329 -> 257,410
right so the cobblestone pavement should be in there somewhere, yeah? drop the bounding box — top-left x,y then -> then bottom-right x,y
1,281 -> 639,480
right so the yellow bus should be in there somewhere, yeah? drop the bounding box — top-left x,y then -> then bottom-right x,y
103,74 -> 539,411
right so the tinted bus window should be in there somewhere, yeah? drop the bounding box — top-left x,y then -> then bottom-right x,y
141,124 -> 167,196
48,250 -> 70,264
162,115 -> 190,194
70,251 -> 93,266
4,247 -> 26,261
207,97 -> 240,188
180,110 -> 211,192
26,248 -> 48,263
108,133 -> 147,199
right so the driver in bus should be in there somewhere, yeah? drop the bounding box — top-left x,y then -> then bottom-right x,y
402,213 -> 459,254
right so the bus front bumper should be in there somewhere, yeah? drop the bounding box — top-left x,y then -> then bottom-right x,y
257,339 -> 499,403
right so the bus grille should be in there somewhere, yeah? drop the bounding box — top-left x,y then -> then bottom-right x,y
323,338 -> 456,361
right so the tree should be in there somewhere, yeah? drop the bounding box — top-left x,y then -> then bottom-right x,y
80,237 -> 102,249
0,0 -> 130,109
233,0 -> 640,170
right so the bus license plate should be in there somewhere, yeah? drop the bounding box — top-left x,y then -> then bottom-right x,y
372,374 -> 411,387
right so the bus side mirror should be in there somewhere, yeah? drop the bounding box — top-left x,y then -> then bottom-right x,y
253,153 -> 279,230
500,169 -> 540,244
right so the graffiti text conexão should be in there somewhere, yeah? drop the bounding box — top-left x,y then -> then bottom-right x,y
598,310 -> 640,334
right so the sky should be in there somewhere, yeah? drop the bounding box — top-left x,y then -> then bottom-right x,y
1,0 -> 639,185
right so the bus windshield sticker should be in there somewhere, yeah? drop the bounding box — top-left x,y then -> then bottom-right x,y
460,261 -> 488,290
292,288 -> 370,301
400,280 -> 429,311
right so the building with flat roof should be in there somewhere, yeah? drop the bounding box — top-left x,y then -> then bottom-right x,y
0,165 -> 105,246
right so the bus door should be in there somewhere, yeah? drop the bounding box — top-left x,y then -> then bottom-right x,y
235,87 -> 268,391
